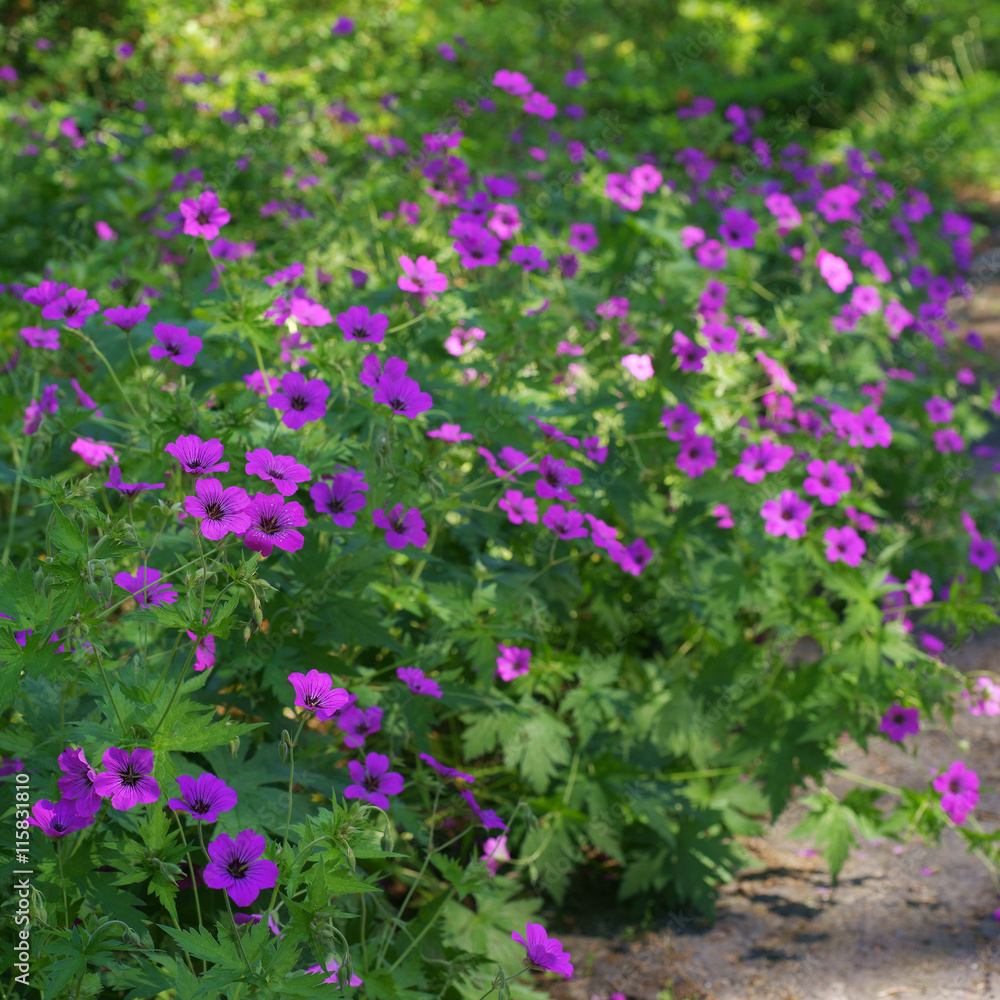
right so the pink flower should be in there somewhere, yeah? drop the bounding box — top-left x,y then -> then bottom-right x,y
242,494 -> 308,557
802,459 -> 851,505
622,353 -> 654,380
427,423 -> 473,442
71,438 -> 119,466
824,525 -> 866,567
711,503 -> 734,528
183,478 -> 252,540
879,703 -> 919,742
344,753 -> 404,810
498,490 -> 539,525
964,677 -> 1000,717
481,834 -> 510,875
496,645 -> 531,681
676,433 -> 716,477
932,761 -> 979,825
512,922 -> 573,978
373,505 -> 428,549
397,255 -> 448,300
904,570 -> 933,607
760,491 -> 812,539
179,190 -> 230,239
816,249 -> 853,293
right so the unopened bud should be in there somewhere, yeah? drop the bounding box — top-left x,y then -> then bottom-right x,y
99,576 -> 114,604
229,737 -> 240,758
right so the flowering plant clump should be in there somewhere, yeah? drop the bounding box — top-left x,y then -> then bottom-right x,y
1,4 -> 1000,998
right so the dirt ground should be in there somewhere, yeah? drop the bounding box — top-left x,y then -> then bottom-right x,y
542,249 -> 1000,1000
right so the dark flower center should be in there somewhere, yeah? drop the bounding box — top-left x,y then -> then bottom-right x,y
364,776 -> 381,792
949,779 -> 961,793
226,860 -> 249,879
258,515 -> 280,534
204,502 -> 223,519
119,764 -> 143,788
189,795 -> 211,813
197,210 -> 210,224
289,394 -> 308,410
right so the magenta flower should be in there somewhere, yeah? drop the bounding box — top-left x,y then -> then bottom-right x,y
803,459 -> 851,505
661,404 -> 701,441
702,320 -> 738,353
114,567 -> 178,607
19,326 -> 60,349
509,244 -> 548,271
103,303 -> 150,332
462,788 -> 505,828
344,752 -> 404,810
496,645 -> 531,681
712,504 -> 735,528
493,69 -> 533,95
105,465 -> 165,498
245,448 -> 312,497
57,747 -> 101,815
70,437 -> 118,466
816,249 -> 853,293
481,834 -> 511,875
970,537 -> 999,572
419,753 -> 474,783
879,704 -> 919,742
933,429 -> 963,454
179,191 -> 230,239
622,353 -> 654,380
512,922 -> 573,978
498,489 -> 539,525
676,433 -> 717,477
616,538 -> 653,576
760,491 -> 812,539
427,423 -> 473,442
243,494 -> 308,557
149,323 -> 202,367
337,705 -> 384,749
396,667 -> 442,698
27,799 -> 94,837
568,222 -> 598,253
397,255 -> 448,300
336,305 -> 389,344
523,92 -> 557,118
672,331 -> 707,372
932,761 -> 979,825
535,456 -> 582,501
373,505 -> 428,549
93,748 -> 160,810
306,960 -> 363,988
905,570 -> 933,607
164,434 -> 229,475
924,396 -> 954,424
824,525 -> 866,567
267,372 -> 330,429
373,373 -> 433,418
169,774 -> 238,823
184,478 -> 252,541
733,439 -> 794,484
289,669 -> 350,719
203,829 -> 278,906
719,208 -> 759,249
964,677 -> 1000,717
311,471 -> 368,528
41,287 -> 100,328
542,505 -> 588,540
359,353 -> 407,388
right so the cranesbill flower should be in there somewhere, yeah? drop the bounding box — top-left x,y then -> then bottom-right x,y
397,667 -> 442,698
703,321 -> 738,353
359,354 -> 407,388
69,377 -> 101,415
306,960 -> 363,988
41,288 -> 100,328
267,372 -> 330,429
114,567 -> 178,607
169,774 -> 238,823
523,91 -> 557,118
93,748 -> 160,810
104,304 -> 150,331
498,490 -> 539,525
616,538 -> 653,576
57,747 -> 101,815
245,449 -> 312,497
337,705 -> 383,749
512,922 -> 573,978
71,437 -> 118,466
933,429 -> 963,454
493,69 -> 533,95
535,456 -> 582,501
760,491 -> 811,539
712,503 -> 735,528
27,799 -> 94,837
311,472 -> 368,528
879,704 -> 919,742
542,505 -> 588,540
676,433 -> 717,477
461,788 -> 505,829
373,373 -> 433,418
964,677 -> 1000,717
289,669 -> 350,719
243,494 -> 308,556
344,752 -> 404,810
970,537 -> 999,572
203,830 -> 278,906
734,439 -> 794,484
419,752 -> 474,783
509,244 -> 548,271
489,204 -> 521,240
398,255 -> 448,300
373,505 -> 428,549
105,465 -> 166,498
816,249 -> 853,293
932,761 -> 979,825
20,326 -> 60,349
149,323 -> 202,366
824,525 -> 866,567
427,423 -> 473,442
622,353 -> 654,380
496,645 -> 531,681
164,434 -> 229,475
905,570 -> 933,607
180,191 -> 230,239
481,834 -> 511,875
661,404 -> 700,441
672,331 -> 706,372
184,477 -> 252,540
718,208 -> 759,249
336,306 -> 389,344
803,459 -> 851,505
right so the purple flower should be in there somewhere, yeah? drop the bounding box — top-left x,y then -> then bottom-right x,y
344,752 -> 404,810
824,525 -> 866,567
245,449 -> 311,497
311,471 -> 368,528
733,438 -> 794,484
760,491 -> 812,539
879,704 -> 919,742
104,304 -> 150,331
57,748 -> 102,815
541,505 -> 588,540
105,465 -> 166,498
461,788 -> 505,828
817,250 -> 853,293
568,223 -> 598,253
615,538 -> 653,576
373,373 -> 433,418
179,191 -> 231,239
718,208 -> 759,249
419,753 -> 474,783
114,567 -> 178,607
267,372 -> 330,429
509,244 -> 548,272
336,305 -> 389,344
672,331 -> 706,372
373,505 -> 428,549
184,478 -> 252,541
397,255 -> 448,300
203,829 -> 279,906
70,436 -> 116,466
512,922 -> 573,978
676,433 -> 717,477
331,16 -> 354,34
164,434 -> 229,475
535,456 -> 582,501
289,669 -> 350,719
27,799 -> 94,837
427,423 -> 473,442
359,353 -> 407,388
306,960 -> 363,988
19,326 -> 60,349
970,537 -> 998,572
41,288 -> 100,328
496,645 -> 531,681
481,834 -> 510,875
493,69 -> 533,96
905,570 -> 933,607
243,494 -> 308,557
337,705 -> 384,748
498,489 -> 539,525
932,762 -> 979,825
803,459 -> 851,505
169,774 -> 238,823
661,404 -> 700,441
149,323 -> 202,366
93,748 -> 160,810
396,667 -> 442,698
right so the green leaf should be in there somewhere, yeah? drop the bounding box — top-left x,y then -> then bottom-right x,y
159,925 -> 245,969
